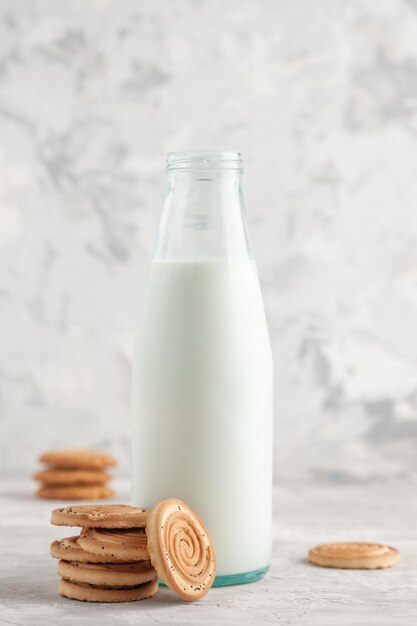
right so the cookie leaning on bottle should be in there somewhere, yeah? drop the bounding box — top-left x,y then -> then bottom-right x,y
146,498 -> 216,601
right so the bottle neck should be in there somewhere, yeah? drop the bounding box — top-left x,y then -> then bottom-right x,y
154,168 -> 252,261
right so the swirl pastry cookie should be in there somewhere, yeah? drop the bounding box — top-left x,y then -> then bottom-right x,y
78,527 -> 149,561
51,536 -> 126,564
58,578 -> 158,603
51,504 -> 150,528
40,450 -> 117,470
146,498 -> 216,601
308,542 -> 400,569
58,560 -> 157,587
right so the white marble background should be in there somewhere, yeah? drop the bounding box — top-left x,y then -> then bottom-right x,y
1,0 -> 417,483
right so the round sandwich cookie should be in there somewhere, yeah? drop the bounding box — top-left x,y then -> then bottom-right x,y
38,485 -> 113,501
34,469 -> 111,485
51,536 -> 127,564
40,449 -> 117,470
308,542 -> 400,569
146,498 -> 216,602
58,560 -> 157,587
78,527 -> 149,561
51,504 -> 150,528
58,578 -> 158,603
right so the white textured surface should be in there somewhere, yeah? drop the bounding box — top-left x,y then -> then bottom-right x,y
1,0 -> 417,483
0,477 -> 416,625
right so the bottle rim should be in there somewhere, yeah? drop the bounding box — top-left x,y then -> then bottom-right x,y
166,150 -> 243,172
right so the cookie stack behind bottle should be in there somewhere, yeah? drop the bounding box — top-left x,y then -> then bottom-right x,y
51,504 -> 158,602
34,450 -> 117,500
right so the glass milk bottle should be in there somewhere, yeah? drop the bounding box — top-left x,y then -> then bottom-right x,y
132,151 -> 272,585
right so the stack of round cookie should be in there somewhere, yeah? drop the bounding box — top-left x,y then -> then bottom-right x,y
51,505 -> 158,602
50,500 -> 217,603
35,450 -> 117,500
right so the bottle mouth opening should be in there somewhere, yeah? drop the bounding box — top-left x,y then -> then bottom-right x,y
166,151 -> 243,172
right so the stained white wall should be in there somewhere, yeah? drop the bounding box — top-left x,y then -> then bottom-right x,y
1,0 -> 417,481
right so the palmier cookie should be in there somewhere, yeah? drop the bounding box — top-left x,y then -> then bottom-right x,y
308,542 -> 400,569
51,504 -> 150,528
40,449 -> 117,470
38,485 -> 113,501
58,578 -> 158,603
51,536 -> 126,564
146,498 -> 216,601
58,560 -> 157,588
34,469 -> 111,485
78,527 -> 149,561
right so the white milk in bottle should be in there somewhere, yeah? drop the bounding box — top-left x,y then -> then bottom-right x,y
132,151 -> 272,584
